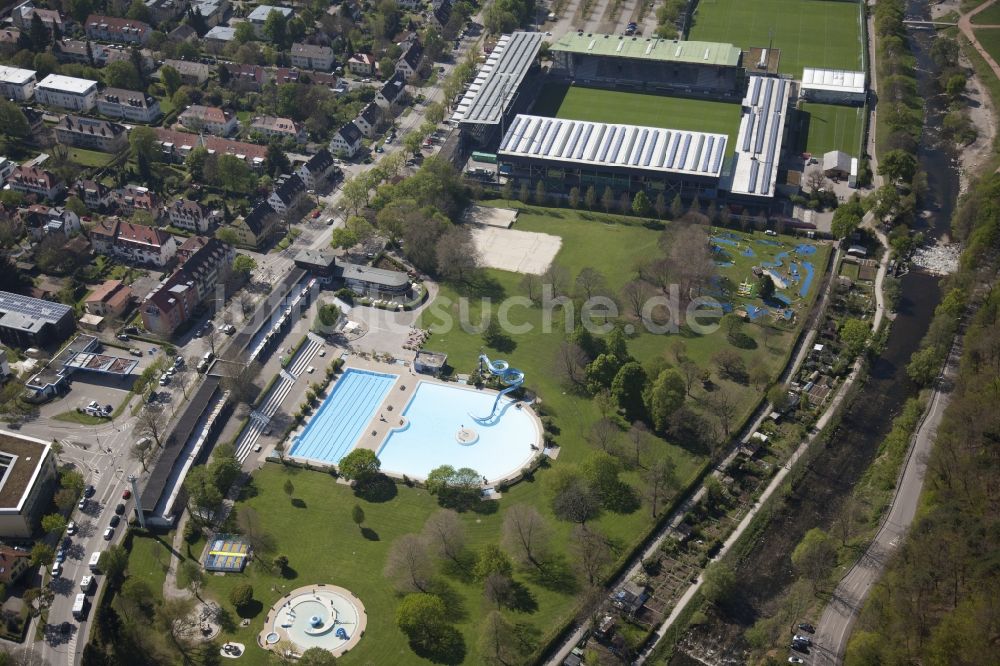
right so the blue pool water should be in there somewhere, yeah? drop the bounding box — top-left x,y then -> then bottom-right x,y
746,305 -> 767,320
378,382 -> 540,482
289,369 -> 397,464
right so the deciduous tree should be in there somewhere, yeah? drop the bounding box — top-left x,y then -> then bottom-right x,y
384,534 -> 434,593
501,504 -> 551,570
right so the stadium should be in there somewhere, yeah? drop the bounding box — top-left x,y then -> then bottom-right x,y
457,21 -> 866,210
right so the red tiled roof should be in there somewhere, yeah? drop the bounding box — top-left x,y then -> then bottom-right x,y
116,220 -> 171,248
85,279 -> 124,303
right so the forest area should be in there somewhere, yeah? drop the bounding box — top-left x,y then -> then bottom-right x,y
844,173 -> 1000,664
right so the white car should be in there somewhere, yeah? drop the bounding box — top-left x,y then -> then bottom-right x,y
159,376 -> 170,386
103,527 -> 114,541
66,520 -> 77,535
306,366 -> 315,374
318,349 -> 326,357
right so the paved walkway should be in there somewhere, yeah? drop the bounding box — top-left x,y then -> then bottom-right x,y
811,325 -> 962,664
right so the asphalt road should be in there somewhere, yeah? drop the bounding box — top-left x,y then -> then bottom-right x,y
810,333 -> 960,664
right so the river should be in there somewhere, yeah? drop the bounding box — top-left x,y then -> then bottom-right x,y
669,1 -> 959,662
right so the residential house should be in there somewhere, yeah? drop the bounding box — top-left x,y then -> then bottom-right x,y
204,25 -> 236,43
53,39 -> 155,71
247,5 -> 293,37
290,43 -> 335,71
168,24 -> 197,42
267,174 -> 307,215
11,2 -> 64,34
72,179 -> 110,209
106,185 -> 158,217
89,218 -> 177,266
0,158 -> 15,182
174,234 -> 207,262
396,40 -> 424,80
272,67 -> 300,84
142,0 -> 186,24
222,63 -> 265,91
347,53 -> 376,76
396,0 -> 423,9
153,128 -> 268,169
84,279 -> 132,319
249,116 -> 306,144
6,166 -> 64,201
19,205 -> 81,240
376,74 -> 407,111
34,74 -> 98,112
165,198 -> 221,233
85,14 -> 151,44
0,432 -> 58,539
0,65 -> 36,101
429,0 -> 452,30
229,202 -> 278,250
329,121 -> 363,158
353,102 -> 382,138
190,0 -> 229,28
309,71 -> 339,88
0,29 -> 21,56
54,116 -> 127,153
161,59 -> 210,84
295,148 -> 336,190
96,87 -> 162,123
140,237 -> 234,336
178,105 -> 238,136
0,546 -> 31,585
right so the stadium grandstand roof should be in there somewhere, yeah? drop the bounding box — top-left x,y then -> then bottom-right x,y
726,75 -> 791,198
452,31 -> 542,126
801,68 -> 866,95
499,114 -> 727,179
550,33 -> 742,67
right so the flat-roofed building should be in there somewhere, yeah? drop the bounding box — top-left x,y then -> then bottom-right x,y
549,34 -> 743,98
725,75 -> 791,200
34,74 -> 98,112
0,291 -> 75,348
54,116 -> 128,153
97,87 -> 162,123
0,65 -> 36,101
451,31 -> 543,146
0,431 -> 58,538
290,43 -> 334,71
498,114 -> 728,200
247,5 -> 293,37
800,68 -> 866,105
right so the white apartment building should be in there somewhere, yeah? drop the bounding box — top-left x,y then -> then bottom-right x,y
0,65 -> 35,101
34,74 -> 98,112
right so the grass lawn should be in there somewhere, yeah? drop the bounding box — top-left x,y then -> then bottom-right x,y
52,410 -> 107,426
127,533 -> 173,605
688,0 -> 863,75
971,3 -> 1000,23
531,84 -> 742,155
975,28 -> 1000,64
796,102 -> 865,157
68,148 -> 115,168
839,260 -> 860,280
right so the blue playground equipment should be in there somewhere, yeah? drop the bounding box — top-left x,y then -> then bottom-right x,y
335,627 -> 349,640
475,354 -> 525,421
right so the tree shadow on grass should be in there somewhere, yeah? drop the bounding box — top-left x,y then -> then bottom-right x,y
236,599 -> 263,620
360,527 -> 380,541
429,579 -> 467,623
281,566 -> 299,580
409,626 -> 466,665
215,607 -> 237,633
353,474 -> 398,503
470,499 -> 498,515
290,498 -> 307,508
462,272 -> 505,300
441,552 -> 476,583
507,581 -> 538,614
528,556 -> 579,594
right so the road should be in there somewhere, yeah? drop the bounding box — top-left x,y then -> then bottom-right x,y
810,332 -> 960,664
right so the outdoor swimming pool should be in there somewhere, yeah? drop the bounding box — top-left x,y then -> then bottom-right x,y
289,369 -> 397,464
377,381 -> 541,482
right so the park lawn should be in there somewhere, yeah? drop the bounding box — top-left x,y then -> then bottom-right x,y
52,411 -> 107,426
840,260 -> 860,280
971,3 -> 1000,23
688,0 -> 863,75
126,533 -> 173,605
188,464 -> 689,666
68,148 -> 115,168
798,102 -> 865,157
531,84 -> 742,156
975,28 -> 1000,64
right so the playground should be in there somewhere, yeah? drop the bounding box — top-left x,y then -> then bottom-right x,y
708,230 -> 825,325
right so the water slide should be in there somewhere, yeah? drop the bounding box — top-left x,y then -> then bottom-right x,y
475,354 -> 525,421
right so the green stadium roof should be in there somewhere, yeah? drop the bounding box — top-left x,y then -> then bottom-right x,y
550,33 -> 742,67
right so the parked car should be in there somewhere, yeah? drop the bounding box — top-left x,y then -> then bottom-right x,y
116,334 -> 129,341
109,515 -> 121,528
797,623 -> 815,633
66,520 -> 77,535
114,503 -> 126,515
129,349 -> 143,357
84,485 -> 96,498
77,498 -> 87,511
792,635 -> 812,646
788,658 -> 804,664
103,527 -> 114,541
122,489 -> 132,500
55,549 -> 66,563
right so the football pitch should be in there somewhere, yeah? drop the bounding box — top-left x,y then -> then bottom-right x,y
531,84 -> 743,156
688,0 -> 863,75
796,102 -> 864,157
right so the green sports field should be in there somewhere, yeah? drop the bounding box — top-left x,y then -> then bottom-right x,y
688,0 -> 863,75
531,84 -> 743,155
797,102 -> 864,156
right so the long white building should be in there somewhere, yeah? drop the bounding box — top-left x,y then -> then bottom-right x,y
725,75 -> 792,199
0,65 -> 36,101
34,74 -> 98,112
